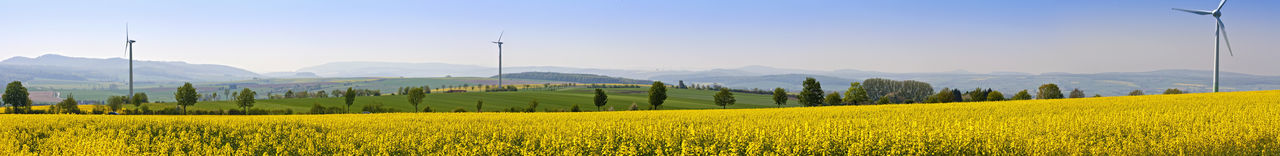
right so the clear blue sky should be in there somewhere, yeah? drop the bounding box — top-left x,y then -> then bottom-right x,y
2,0 -> 1277,75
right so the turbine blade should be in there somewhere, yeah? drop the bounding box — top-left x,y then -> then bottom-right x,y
1172,8 -> 1213,15
1215,0 -> 1227,12
1218,18 -> 1234,56
125,23 -> 130,56
497,31 -> 504,42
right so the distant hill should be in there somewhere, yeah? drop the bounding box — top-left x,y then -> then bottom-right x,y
0,54 -> 260,82
496,72 -> 653,84
7,55 -> 1280,97
295,61 -> 1280,96
262,72 -> 321,78
297,62 -> 492,78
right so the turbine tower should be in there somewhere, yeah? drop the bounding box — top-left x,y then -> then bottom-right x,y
1173,0 -> 1235,92
125,24 -> 137,102
491,31 -> 505,87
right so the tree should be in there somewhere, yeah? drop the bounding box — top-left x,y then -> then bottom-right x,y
3,81 -> 31,113
235,88 -> 256,111
1069,88 -> 1086,98
1036,84 -> 1064,99
950,89 -> 963,102
876,96 -> 891,104
407,87 -> 425,112
798,77 -> 824,106
174,82 -> 199,114
648,81 -> 667,110
593,89 -> 609,111
1163,88 -> 1184,94
862,78 -> 934,103
132,92 -> 149,106
677,80 -> 687,89
844,82 -> 869,105
527,99 -> 539,112
931,88 -> 955,103
771,88 -> 788,107
475,100 -> 484,113
1129,90 -> 1145,96
986,90 -> 1005,101
344,87 -> 357,113
107,96 -> 127,112
54,94 -> 80,114
713,88 -> 736,109
1011,90 -> 1033,100
1093,94 -> 1102,97
963,88 -> 986,102
824,92 -> 842,106
285,90 -> 295,98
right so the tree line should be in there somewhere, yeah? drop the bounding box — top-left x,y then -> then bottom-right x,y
1,79 -> 1196,115
760,77 -> 1192,107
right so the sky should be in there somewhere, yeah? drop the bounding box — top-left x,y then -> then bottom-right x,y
1,0 -> 1278,75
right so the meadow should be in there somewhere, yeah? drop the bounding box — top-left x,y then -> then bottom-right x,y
129,87 -> 789,113
1,90 -> 1276,155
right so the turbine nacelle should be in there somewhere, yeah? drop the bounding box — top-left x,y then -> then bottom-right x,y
491,41 -> 503,44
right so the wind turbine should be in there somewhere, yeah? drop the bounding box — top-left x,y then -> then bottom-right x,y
125,24 -> 137,102
1173,0 -> 1235,93
491,31 -> 505,88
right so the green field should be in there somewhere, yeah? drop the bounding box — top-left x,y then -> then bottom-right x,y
32,77 -> 562,103
131,87 -> 791,113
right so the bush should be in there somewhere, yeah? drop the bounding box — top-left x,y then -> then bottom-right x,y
452,107 -> 467,112
502,107 -> 526,112
571,105 -> 581,112
361,103 -> 399,113
229,108 -> 292,115
310,104 -> 347,114
422,106 -> 433,112
1129,90 -> 1145,96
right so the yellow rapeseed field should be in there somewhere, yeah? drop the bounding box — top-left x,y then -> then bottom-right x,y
0,90 -> 1276,155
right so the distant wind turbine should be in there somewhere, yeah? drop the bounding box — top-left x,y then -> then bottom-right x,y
1173,0 -> 1236,92
125,24 -> 138,101
491,31 -> 505,87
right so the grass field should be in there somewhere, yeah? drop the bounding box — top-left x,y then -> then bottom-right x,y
127,87 -> 789,113
1,90 -> 1277,154
26,77 -> 563,103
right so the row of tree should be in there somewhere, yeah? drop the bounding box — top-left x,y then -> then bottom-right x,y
766,78 -> 1194,107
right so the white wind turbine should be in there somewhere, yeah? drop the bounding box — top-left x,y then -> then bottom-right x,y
1173,0 -> 1235,92
125,24 -> 138,102
491,31 -> 505,87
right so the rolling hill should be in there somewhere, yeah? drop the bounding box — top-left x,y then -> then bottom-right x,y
0,54 -> 260,82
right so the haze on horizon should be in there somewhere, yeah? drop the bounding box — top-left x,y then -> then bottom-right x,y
2,0 -> 1278,75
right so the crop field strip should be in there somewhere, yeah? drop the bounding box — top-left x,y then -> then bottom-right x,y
0,90 -> 1276,155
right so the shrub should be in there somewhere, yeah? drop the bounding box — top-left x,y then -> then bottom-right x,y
361,103 -> 399,113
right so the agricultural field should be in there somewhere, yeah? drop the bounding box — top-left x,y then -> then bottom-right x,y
132,87 -> 788,113
28,77 -> 563,103
1,90 -> 1276,155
